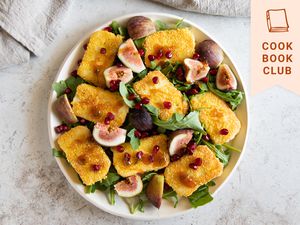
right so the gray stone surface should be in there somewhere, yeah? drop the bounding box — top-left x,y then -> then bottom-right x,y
0,0 -> 299,224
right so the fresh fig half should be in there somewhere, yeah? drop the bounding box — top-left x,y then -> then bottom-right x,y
127,16 -> 156,40
92,123 -> 126,147
53,94 -> 78,124
114,175 -> 143,197
169,129 -> 194,156
146,174 -> 164,209
104,66 -> 133,88
196,40 -> 224,68
118,38 -> 146,73
216,64 -> 237,91
184,58 -> 210,84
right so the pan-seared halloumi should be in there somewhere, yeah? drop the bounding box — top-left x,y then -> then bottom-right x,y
77,30 -> 123,87
57,126 -> 111,185
111,135 -> 170,177
143,28 -> 195,67
164,145 -> 223,197
190,92 -> 241,144
133,71 -> 189,121
72,84 -> 129,127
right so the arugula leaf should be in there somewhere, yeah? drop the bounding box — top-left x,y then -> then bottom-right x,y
142,172 -> 157,182
143,104 -> 159,117
119,82 -> 135,108
129,198 -> 145,214
108,187 -> 116,205
136,69 -> 148,80
133,37 -> 145,49
188,184 -> 213,208
207,180 -> 216,186
174,18 -> 184,28
202,140 -> 231,166
155,20 -> 167,30
163,190 -> 179,208
193,131 -> 203,145
118,26 -> 128,37
222,143 -> 241,153
127,128 -> 140,150
149,61 -> 157,70
52,81 -> 67,97
110,21 -> 121,35
52,148 -> 66,158
152,111 -> 204,132
100,172 -> 121,188
65,76 -> 85,99
85,184 -> 96,194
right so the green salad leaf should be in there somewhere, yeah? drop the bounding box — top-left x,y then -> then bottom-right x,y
52,81 -> 67,97
188,184 -> 213,208
133,37 -> 145,49
142,172 -> 157,182
108,187 -> 116,205
128,198 -> 145,214
52,148 -> 66,159
143,104 -> 159,117
202,140 -> 231,166
163,190 -> 179,208
52,76 -> 85,99
119,82 -> 135,108
127,128 -> 140,150
85,184 -> 96,194
155,20 -> 168,30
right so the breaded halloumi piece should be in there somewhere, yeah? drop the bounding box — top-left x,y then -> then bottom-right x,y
78,30 -> 123,87
133,71 -> 189,121
111,135 -> 170,177
164,145 -> 223,197
57,126 -> 111,185
143,28 -> 195,67
72,84 -> 129,127
190,92 -> 241,144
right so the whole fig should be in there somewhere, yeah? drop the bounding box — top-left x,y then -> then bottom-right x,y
127,16 -> 156,40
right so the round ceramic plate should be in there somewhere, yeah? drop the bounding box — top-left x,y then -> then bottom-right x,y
48,12 -> 249,220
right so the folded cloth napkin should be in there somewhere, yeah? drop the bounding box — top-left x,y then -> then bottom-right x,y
0,0 -> 71,69
151,0 -> 250,17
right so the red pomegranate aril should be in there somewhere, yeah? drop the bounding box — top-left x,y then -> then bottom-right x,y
71,70 -> 78,77
187,141 -> 197,151
192,53 -> 200,60
77,59 -> 82,66
103,26 -> 113,32
106,112 -> 115,121
134,130 -> 142,138
201,77 -> 208,83
156,49 -> 163,59
148,55 -> 156,61
134,102 -> 143,110
148,155 -> 154,163
79,118 -> 86,125
116,145 -> 124,153
109,80 -> 121,91
54,125 -> 63,133
124,153 -> 131,165
92,164 -> 101,171
210,69 -> 218,75
194,158 -> 202,166
171,154 -> 181,162
163,101 -> 172,109
165,50 -> 173,59
100,48 -> 106,54
175,67 -> 184,80
220,128 -> 229,135
153,145 -> 160,154
187,148 -> 195,155
189,163 -> 198,170
127,93 -> 136,100
116,62 -> 124,67
141,131 -> 149,138
104,117 -> 110,125
187,88 -> 199,95
62,124 -> 69,131
141,97 -> 150,104
152,76 -> 159,84
138,49 -> 145,57
64,87 -> 72,94
136,151 -> 144,160
83,44 -> 88,50
202,134 -> 210,141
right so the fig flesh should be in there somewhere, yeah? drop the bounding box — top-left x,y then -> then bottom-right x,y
118,38 -> 146,73
129,108 -> 153,132
169,129 -> 193,156
127,16 -> 156,40
104,66 -> 133,88
216,64 -> 237,91
146,174 -> 164,208
92,123 -> 126,147
53,94 -> 78,124
196,40 -> 224,68
114,175 -> 143,197
184,58 -> 210,84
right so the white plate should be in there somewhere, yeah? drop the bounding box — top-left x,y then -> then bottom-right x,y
47,12 -> 249,220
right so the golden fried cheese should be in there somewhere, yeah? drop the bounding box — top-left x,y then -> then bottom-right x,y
190,92 -> 241,144
133,71 -> 188,121
164,145 -> 223,197
77,30 -> 123,87
111,135 -> 170,177
72,84 -> 129,127
57,126 -> 111,185
143,28 -> 195,67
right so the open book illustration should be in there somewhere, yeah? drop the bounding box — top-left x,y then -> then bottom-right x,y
266,9 -> 289,32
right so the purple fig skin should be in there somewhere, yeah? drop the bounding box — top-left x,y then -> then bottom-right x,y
127,16 -> 156,40
146,174 -> 164,208
54,94 -> 78,124
195,40 -> 224,68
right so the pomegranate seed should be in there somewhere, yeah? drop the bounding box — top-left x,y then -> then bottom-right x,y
175,67 -> 184,81
134,102 -> 143,110
136,151 -> 144,160
187,88 -> 198,96
109,80 -> 121,91
201,77 -> 208,83
62,124 -> 69,131
127,93 -> 136,100
165,50 -> 173,59
79,118 -> 86,125
171,154 -> 181,162
137,48 -> 145,57
141,131 -> 149,138
92,164 -> 101,171
202,134 -> 210,141
210,69 -> 218,75
153,145 -> 160,154
156,49 -> 163,59
187,141 -> 197,151
100,48 -> 106,54
148,55 -> 156,61
152,76 -> 159,84
64,87 -> 72,94
186,148 -> 195,155
116,145 -> 124,153
77,59 -> 82,65
83,44 -> 88,50
141,97 -> 150,104
116,62 -> 123,67
134,130 -> 142,138
106,112 -> 115,121
163,101 -> 172,109
104,117 -> 110,125
124,153 -> 131,165
148,155 -> 154,163
71,70 -> 77,77
194,158 -> 202,166
189,163 -> 198,170
103,26 -> 113,32
220,128 -> 229,135
54,125 -> 63,133
192,53 -> 200,60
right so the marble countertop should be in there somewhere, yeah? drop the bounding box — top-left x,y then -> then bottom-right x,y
1,0 -> 299,224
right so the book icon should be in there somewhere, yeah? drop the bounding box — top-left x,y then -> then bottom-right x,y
266,9 -> 289,32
